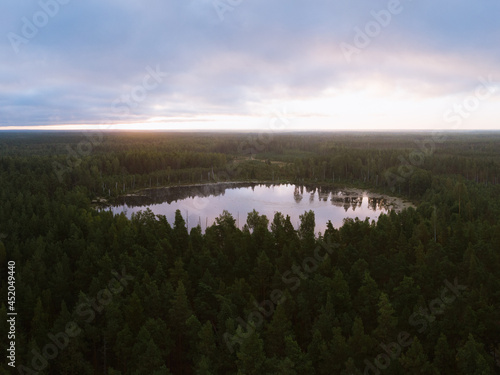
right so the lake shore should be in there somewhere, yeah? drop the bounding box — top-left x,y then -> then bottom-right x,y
337,187 -> 416,211
109,181 -> 416,213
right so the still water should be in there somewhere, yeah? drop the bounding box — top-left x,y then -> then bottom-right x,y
110,183 -> 403,234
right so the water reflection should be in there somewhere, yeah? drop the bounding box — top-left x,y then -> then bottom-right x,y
110,183 -> 397,234
293,186 -> 303,203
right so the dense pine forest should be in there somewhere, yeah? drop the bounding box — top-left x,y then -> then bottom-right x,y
1,131 -> 500,374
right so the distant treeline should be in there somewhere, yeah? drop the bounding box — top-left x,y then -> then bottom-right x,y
0,132 -> 499,374
1,132 -> 499,199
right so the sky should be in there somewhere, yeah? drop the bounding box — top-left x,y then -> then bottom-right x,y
0,0 -> 499,131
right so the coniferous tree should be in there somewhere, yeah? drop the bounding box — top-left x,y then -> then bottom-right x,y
456,334 -> 494,375
399,337 -> 435,375
236,332 -> 267,375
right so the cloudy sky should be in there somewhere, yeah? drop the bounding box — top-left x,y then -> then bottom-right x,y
1,0 -> 499,131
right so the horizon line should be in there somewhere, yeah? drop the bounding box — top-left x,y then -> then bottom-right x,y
2,128 -> 500,134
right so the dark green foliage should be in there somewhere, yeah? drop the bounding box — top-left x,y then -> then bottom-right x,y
1,132 -> 499,374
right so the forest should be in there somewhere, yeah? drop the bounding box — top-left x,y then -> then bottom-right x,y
1,130 -> 500,374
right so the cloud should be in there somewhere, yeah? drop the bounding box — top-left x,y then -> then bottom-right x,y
0,0 -> 499,129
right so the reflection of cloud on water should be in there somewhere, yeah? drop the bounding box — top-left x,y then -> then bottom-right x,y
191,196 -> 210,211
111,183 -> 406,233
116,182 -> 253,207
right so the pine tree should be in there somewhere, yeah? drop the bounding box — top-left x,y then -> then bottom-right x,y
173,209 -> 189,254
251,251 -> 274,299
198,321 -> 216,359
342,357 -> 362,375
143,318 -> 172,362
374,293 -> 398,342
307,329 -> 332,375
144,338 -> 165,369
168,281 -> 193,371
354,271 -> 380,331
168,258 -> 191,295
195,355 -> 215,375
236,332 -> 267,375
328,327 -> 349,374
284,335 -> 314,374
264,303 -> 293,357
168,282 -> 193,332
185,315 -> 202,361
312,293 -> 338,342
131,326 -> 153,364
125,292 -> 145,334
456,334 -> 494,375
433,333 -> 455,374
331,269 -> 352,313
347,316 -> 373,363
31,297 -> 49,345
399,337 -> 434,375
115,324 -> 134,374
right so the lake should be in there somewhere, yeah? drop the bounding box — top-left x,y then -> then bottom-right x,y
110,183 -> 411,234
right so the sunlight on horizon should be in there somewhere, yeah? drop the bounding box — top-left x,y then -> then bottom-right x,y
2,79 -> 499,131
